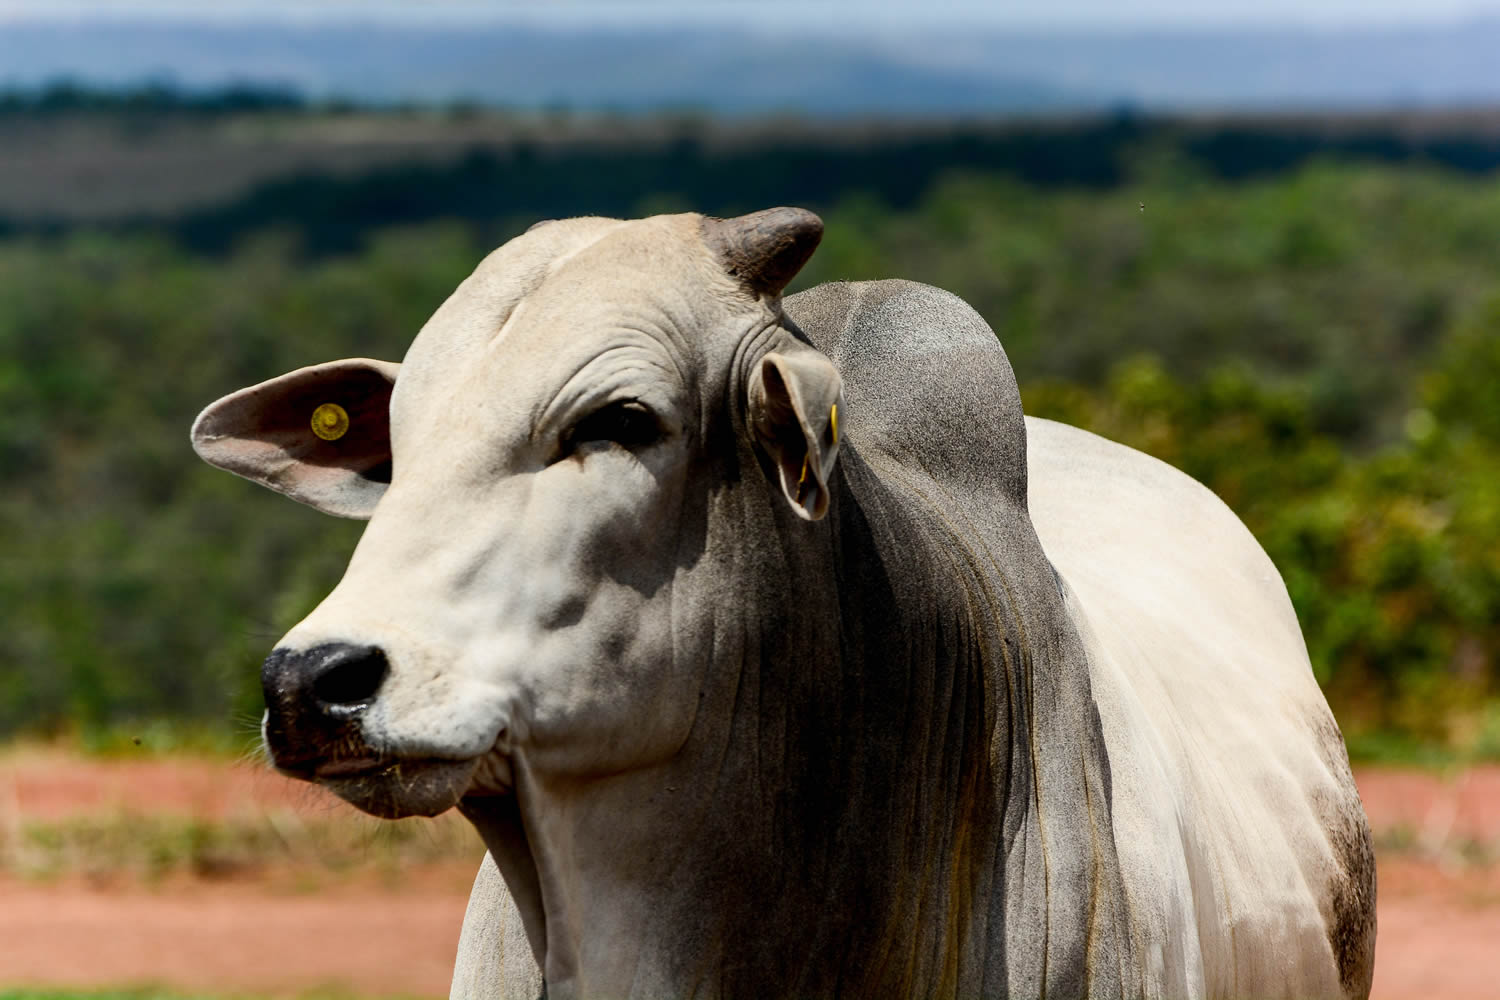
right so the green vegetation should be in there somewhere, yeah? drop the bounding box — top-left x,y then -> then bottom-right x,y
4,150 -> 1499,757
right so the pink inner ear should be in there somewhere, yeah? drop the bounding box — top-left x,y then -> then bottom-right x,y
192,361 -> 396,516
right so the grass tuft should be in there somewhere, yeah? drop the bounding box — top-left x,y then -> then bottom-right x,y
0,811 -> 483,883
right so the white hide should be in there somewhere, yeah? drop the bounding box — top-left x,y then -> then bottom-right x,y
1026,416 -> 1362,1000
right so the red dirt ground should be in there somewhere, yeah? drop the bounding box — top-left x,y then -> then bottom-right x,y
2,749 -> 1498,998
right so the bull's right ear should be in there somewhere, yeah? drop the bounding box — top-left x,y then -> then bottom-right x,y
191,358 -> 399,519
747,341 -> 843,522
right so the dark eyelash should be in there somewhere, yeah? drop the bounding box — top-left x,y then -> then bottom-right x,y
564,401 -> 664,455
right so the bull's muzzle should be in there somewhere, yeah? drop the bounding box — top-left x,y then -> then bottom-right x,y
261,642 -> 481,818
261,642 -> 389,778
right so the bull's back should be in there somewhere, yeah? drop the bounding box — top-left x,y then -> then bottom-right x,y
1026,416 -> 1375,1000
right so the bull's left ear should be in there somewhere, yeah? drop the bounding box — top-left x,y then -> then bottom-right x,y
191,358 -> 399,519
748,341 -> 843,521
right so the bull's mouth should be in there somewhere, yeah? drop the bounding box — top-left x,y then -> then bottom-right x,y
264,705 -> 514,820
283,754 -> 484,819
311,755 -> 398,780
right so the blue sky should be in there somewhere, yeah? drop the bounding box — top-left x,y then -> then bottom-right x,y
2,0 -> 1497,28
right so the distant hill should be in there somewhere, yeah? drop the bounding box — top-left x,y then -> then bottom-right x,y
5,16 -> 1500,113
0,21 -> 1086,115
920,19 -> 1500,109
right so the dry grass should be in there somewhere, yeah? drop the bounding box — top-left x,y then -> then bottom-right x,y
0,809 -> 482,883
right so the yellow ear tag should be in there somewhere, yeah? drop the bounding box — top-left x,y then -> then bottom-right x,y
830,404 -> 839,445
311,402 -> 350,441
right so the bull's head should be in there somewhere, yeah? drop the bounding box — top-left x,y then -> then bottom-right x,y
191,209 -> 840,820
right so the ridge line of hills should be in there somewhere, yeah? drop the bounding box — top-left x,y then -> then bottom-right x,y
8,17 -> 1500,112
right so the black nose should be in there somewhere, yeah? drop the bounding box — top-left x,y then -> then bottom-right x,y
261,642 -> 389,776
264,642 -> 389,713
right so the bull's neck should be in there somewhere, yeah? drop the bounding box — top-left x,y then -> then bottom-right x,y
482,445 -> 1134,999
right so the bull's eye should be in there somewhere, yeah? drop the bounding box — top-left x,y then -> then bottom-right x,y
563,400 -> 663,456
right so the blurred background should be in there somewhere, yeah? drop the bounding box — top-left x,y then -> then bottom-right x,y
2,1 -> 1500,998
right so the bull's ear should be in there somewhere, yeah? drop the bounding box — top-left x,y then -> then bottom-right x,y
747,342 -> 843,521
191,358 -> 399,519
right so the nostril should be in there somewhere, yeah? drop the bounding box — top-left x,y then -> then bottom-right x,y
311,645 -> 389,709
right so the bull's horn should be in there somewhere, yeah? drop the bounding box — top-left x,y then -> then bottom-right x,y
700,207 -> 824,299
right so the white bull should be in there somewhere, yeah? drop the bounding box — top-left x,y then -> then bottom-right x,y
193,208 -> 1375,999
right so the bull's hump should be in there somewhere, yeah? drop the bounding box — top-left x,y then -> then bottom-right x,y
785,280 -> 1029,507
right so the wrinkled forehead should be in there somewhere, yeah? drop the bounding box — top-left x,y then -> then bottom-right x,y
391,214 -> 747,418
